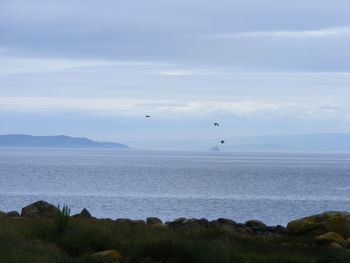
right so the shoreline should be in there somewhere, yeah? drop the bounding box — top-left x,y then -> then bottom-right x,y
1,200 -> 350,238
1,200 -> 350,262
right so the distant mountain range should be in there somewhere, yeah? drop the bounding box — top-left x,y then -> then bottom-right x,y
226,133 -> 350,152
126,133 -> 350,152
0,134 -> 129,149
1,133 -> 349,152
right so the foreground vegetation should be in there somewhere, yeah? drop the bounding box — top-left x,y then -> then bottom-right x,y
1,216 -> 349,263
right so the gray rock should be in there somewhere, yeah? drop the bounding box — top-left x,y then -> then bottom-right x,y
211,218 -> 237,230
236,226 -> 253,235
146,217 -> 163,225
187,218 -> 210,227
115,218 -> 134,224
6,211 -> 20,217
217,218 -> 236,225
167,217 -> 189,227
21,200 -> 59,218
73,208 -> 92,218
133,220 -> 146,225
245,220 -> 268,232
115,218 -> 145,225
245,220 -> 267,228
272,225 -> 286,234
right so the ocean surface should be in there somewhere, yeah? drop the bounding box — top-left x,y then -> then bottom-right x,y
0,148 -> 349,226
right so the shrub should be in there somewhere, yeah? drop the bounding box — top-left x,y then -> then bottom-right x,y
55,204 -> 71,234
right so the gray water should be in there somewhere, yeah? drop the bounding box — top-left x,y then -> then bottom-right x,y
0,148 -> 349,225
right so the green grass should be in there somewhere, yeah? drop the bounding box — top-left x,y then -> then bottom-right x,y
0,217 -> 349,263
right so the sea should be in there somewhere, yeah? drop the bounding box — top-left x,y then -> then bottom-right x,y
0,148 -> 349,226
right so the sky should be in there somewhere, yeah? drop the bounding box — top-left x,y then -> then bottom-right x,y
0,0 -> 349,146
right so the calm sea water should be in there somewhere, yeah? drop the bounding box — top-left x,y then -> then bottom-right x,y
0,148 -> 349,225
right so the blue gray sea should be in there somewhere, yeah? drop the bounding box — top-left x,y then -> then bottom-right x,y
0,148 -> 349,225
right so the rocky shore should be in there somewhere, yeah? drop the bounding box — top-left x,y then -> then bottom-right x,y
1,200 -> 350,251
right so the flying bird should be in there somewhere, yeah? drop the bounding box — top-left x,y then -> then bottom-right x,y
214,123 -> 219,127
145,115 -> 150,118
220,140 -> 225,144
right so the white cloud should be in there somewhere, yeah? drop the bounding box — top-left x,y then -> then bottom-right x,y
0,57 -> 163,75
0,97 -> 348,121
156,70 -> 206,76
208,26 -> 350,39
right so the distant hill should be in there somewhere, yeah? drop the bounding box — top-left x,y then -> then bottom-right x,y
126,133 -> 350,152
0,134 -> 129,149
226,133 -> 350,152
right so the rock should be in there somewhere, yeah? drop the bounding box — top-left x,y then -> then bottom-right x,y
345,237 -> 350,248
115,218 -> 132,224
6,211 -> 20,217
146,217 -> 162,225
166,217 -> 209,228
221,224 -> 236,232
217,218 -> 236,225
280,242 -> 293,247
167,217 -> 189,227
21,201 -> 59,218
315,232 -> 346,246
133,220 -> 146,225
211,218 -> 237,231
329,242 -> 344,249
73,208 -> 92,218
286,211 -> 350,238
272,225 -> 286,235
245,220 -> 267,229
245,220 -> 268,233
236,226 -> 253,235
115,218 -> 145,225
91,249 -> 122,259
187,218 -> 210,228
211,218 -> 237,229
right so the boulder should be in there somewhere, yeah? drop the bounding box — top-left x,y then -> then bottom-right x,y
245,220 -> 268,232
115,218 -> 134,224
6,211 -> 20,217
186,218 -> 210,228
133,220 -> 146,225
236,226 -> 253,235
167,217 -> 189,227
346,237 -> 350,248
21,201 -> 59,218
217,218 -> 236,225
272,225 -> 286,235
329,242 -> 344,249
280,242 -> 293,247
245,220 -> 267,229
115,218 -> 145,225
211,218 -> 237,231
286,211 -> 350,238
315,232 -> 346,246
146,217 -> 162,225
73,208 -> 92,218
91,249 -> 122,259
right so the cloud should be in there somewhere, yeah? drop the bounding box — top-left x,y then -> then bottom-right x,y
0,57 -> 164,75
0,97 -> 348,121
156,70 -> 206,76
207,26 -> 350,39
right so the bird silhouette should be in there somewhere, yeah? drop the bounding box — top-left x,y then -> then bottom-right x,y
145,115 -> 150,118
214,123 -> 219,127
220,140 -> 225,144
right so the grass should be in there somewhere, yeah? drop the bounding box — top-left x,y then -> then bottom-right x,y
0,217 -> 349,263
56,204 -> 71,234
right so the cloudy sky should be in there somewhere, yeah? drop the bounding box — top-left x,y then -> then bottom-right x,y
0,0 -> 349,146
